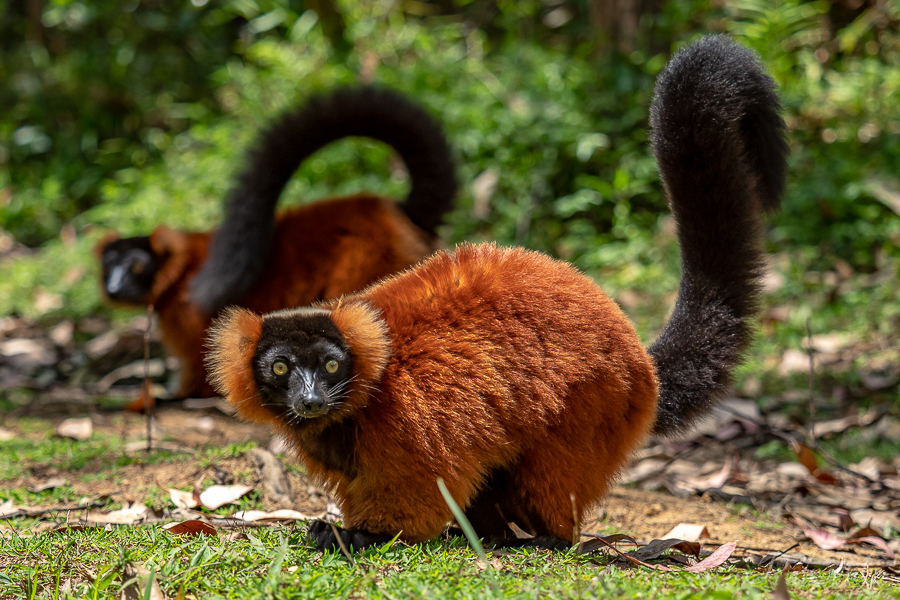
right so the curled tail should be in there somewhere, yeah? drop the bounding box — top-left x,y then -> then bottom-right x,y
190,86 -> 457,314
648,35 -> 788,436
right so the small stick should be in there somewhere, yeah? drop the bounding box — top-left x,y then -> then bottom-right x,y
144,305 -> 154,453
329,522 -> 357,566
570,493 -> 581,551
806,317 -> 816,441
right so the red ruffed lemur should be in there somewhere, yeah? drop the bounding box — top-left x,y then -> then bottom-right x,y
97,87 -> 457,407
207,36 -> 789,551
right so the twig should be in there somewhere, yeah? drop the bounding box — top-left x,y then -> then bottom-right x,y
144,305 -> 154,454
329,522 -> 357,566
806,317 -> 816,441
759,542 -> 801,568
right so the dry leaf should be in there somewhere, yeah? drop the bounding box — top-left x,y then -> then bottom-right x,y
628,538 -> 702,561
0,338 -> 56,366
772,571 -> 790,600
685,540 -> 737,573
834,508 -> 854,532
802,527 -> 847,551
56,417 -> 93,441
0,427 -> 14,442
582,536 -> 674,571
96,359 -> 166,392
29,477 -> 67,493
847,536 -> 895,558
662,524 -> 710,542
121,563 -> 165,600
162,520 -> 217,537
0,499 -> 19,519
168,488 -> 198,510
87,502 -> 153,524
847,527 -> 895,558
803,526 -> 896,558
198,484 -> 253,510
791,442 -> 839,485
577,533 -> 637,555
684,460 -> 732,491
232,509 -> 308,522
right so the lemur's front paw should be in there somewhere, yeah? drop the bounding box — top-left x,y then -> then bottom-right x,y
306,520 -> 390,553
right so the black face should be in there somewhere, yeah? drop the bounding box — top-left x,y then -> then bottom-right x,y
100,236 -> 158,304
253,311 -> 354,423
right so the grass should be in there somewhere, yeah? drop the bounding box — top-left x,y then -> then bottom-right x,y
1,525 -> 897,599
0,435 -> 897,599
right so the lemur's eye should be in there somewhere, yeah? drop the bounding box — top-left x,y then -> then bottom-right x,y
272,361 -> 289,376
324,360 -> 339,374
130,262 -> 145,274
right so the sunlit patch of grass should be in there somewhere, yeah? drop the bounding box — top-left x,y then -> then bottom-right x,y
0,526 -> 896,599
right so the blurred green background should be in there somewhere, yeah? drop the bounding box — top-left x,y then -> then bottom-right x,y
0,0 -> 899,378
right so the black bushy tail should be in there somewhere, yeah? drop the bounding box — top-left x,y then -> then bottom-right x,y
648,36 -> 788,437
189,86 -> 457,314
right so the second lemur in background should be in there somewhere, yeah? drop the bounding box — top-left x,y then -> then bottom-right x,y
98,87 -> 457,402
208,36 -> 788,552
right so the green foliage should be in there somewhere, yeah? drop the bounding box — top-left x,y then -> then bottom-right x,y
0,0 -> 310,245
727,0 -> 900,269
1,524 -> 898,598
0,0 -> 899,352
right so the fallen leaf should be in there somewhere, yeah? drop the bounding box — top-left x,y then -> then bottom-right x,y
168,488 -> 198,510
29,477 -> 67,493
56,417 -> 93,441
802,527 -> 847,551
0,499 -> 19,518
791,442 -> 838,485
198,484 -> 253,510
834,508 -> 855,532
49,320 -> 75,347
162,520 -> 217,537
801,332 -> 854,354
684,460 -> 732,491
121,563 -> 165,600
662,524 -> 710,542
577,533 -> 637,555
850,508 -> 900,532
0,338 -> 56,367
232,509 -> 308,522
772,571 -> 790,600
628,538 -> 702,561
847,536 -> 895,558
87,502 -> 153,524
685,540 -> 737,573
581,536 -> 674,571
123,441 -> 191,453
847,527 -> 895,558
0,427 -> 14,442
96,359 -> 166,392
779,349 -> 810,375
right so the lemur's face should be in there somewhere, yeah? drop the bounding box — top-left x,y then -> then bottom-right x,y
252,309 -> 354,424
100,237 -> 158,304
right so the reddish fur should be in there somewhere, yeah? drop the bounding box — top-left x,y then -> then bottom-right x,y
100,194 -> 437,402
209,242 -> 659,543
